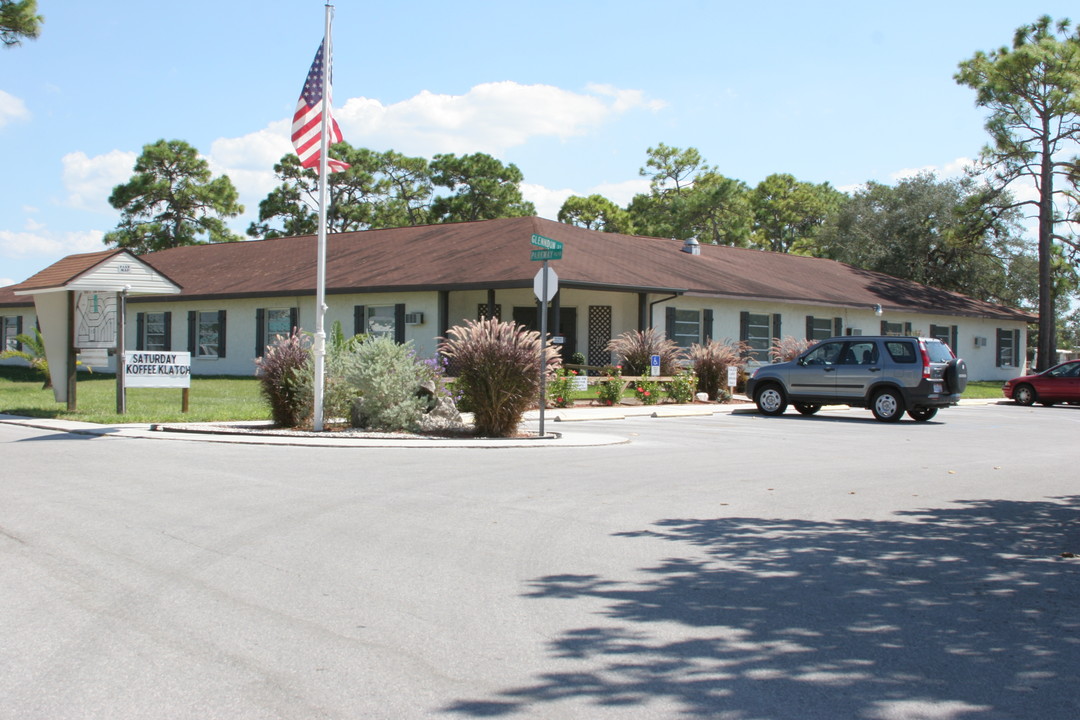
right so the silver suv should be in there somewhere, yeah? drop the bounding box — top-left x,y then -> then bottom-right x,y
745,336 -> 968,422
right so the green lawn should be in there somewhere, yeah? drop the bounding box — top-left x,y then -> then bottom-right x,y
0,366 -> 268,424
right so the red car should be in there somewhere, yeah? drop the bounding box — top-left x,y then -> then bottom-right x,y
1003,360 -> 1080,406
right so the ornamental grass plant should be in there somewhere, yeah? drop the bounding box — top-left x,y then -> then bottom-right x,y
606,328 -> 686,376
688,338 -> 749,401
254,329 -> 312,427
770,335 -> 814,363
440,317 -> 561,437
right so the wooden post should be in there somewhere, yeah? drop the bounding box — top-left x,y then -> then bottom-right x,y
182,388 -> 190,413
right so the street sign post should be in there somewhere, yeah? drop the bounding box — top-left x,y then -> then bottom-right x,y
530,235 -> 564,437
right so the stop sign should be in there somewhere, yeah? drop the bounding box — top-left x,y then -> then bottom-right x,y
533,266 -> 558,302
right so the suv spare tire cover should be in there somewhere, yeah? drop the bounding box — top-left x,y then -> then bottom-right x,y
945,358 -> 968,393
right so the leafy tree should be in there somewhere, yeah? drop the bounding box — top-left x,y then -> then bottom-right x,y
248,145 -> 433,238
557,194 -> 633,233
956,15 -> 1080,369
813,173 -> 1035,307
105,139 -> 244,254
628,144 -> 752,245
0,0 -> 41,48
429,152 -> 535,223
750,173 -> 843,253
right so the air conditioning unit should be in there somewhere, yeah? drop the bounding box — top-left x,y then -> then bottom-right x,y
404,312 -> 424,325
974,336 -> 987,347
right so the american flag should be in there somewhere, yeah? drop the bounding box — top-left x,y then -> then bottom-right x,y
291,40 -> 350,173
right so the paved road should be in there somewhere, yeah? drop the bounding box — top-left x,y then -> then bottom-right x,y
1,404 -> 1078,719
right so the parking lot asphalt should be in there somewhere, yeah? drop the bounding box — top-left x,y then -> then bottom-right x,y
0,398 -> 999,448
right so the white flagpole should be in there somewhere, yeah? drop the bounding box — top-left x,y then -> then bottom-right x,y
312,3 -> 333,432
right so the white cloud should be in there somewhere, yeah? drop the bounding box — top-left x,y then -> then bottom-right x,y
335,81 -> 664,157
0,89 -> 30,128
61,149 -> 136,213
890,157 -> 974,182
207,121 -> 294,214
0,227 -> 105,259
522,178 -> 651,222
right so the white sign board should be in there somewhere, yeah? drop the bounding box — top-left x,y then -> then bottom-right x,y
727,365 -> 738,389
74,291 -> 117,349
533,266 -> 559,302
571,374 -> 588,392
124,351 -> 192,388
650,354 -> 661,377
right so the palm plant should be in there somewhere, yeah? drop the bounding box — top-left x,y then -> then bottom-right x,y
0,327 -> 52,388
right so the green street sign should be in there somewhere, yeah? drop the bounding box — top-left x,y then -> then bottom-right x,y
530,233 -> 563,251
531,248 -> 562,261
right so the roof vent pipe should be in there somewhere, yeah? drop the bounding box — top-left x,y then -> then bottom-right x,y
681,237 -> 700,255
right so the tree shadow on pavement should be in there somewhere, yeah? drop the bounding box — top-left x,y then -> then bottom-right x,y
444,497 -> 1080,719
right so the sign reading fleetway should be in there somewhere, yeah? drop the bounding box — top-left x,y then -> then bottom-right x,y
530,233 -> 563,261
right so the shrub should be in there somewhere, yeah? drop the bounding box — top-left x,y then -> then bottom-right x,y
770,335 -> 814,363
290,324 -> 367,426
344,336 -> 430,432
255,329 -> 312,427
665,369 -> 698,404
688,338 -> 749,401
440,317 -> 561,437
595,365 -> 624,406
606,328 -> 686,376
547,368 -> 579,408
632,379 -> 661,405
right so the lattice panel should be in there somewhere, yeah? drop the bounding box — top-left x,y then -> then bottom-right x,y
477,304 -> 502,320
588,305 -> 612,369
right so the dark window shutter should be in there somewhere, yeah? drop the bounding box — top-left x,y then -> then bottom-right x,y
1012,329 -> 1021,366
995,329 -> 1004,367
703,309 -> 713,343
665,307 -> 676,339
15,315 -> 23,351
904,322 -> 912,335
354,305 -> 365,336
773,314 -> 782,342
395,304 -> 406,344
255,309 -> 265,357
188,311 -> 197,355
136,312 -> 146,351
217,310 -> 226,357
881,320 -> 888,335
740,311 -> 750,341
951,326 -> 958,354
834,317 -> 843,336
163,312 -> 172,351
289,307 -> 299,333
805,316 -> 814,340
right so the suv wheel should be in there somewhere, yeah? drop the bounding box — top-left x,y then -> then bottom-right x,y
871,388 -> 905,422
907,407 -> 938,422
944,358 -> 968,394
755,384 -> 788,416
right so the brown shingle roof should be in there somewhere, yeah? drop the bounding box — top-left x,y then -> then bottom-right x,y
3,217 -> 1035,322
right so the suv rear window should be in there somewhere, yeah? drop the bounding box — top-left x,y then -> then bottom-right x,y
922,340 -> 954,363
885,341 -> 916,363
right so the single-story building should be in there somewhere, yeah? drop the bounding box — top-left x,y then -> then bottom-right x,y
1,215 -> 1035,381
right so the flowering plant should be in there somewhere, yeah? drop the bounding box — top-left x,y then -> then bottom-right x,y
595,365 -> 624,406
633,379 -> 661,405
665,369 -> 697,404
547,368 -> 578,408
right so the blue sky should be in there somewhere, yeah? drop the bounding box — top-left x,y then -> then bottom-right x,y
2,0 -> 1076,287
